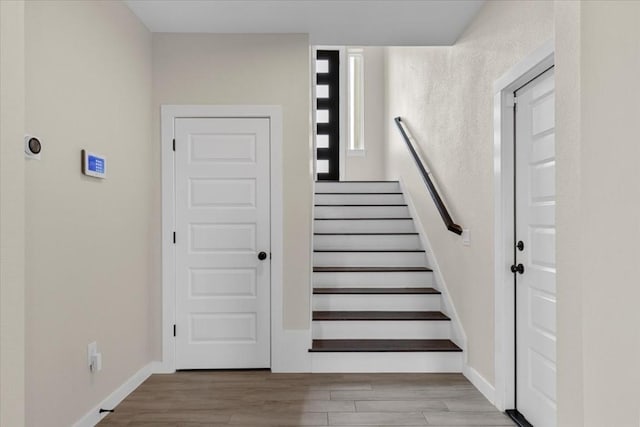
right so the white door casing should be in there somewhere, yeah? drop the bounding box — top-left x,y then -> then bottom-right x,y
514,68 -> 556,426
174,117 -> 271,369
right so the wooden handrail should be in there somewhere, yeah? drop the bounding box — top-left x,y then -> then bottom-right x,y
394,117 -> 463,235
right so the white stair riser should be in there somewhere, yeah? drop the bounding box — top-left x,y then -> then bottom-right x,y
312,320 -> 450,339
313,294 -> 441,311
314,219 -> 415,233
311,352 -> 463,373
315,193 -> 405,205
315,205 -> 409,219
313,271 -> 434,287
314,234 -> 421,250
315,182 -> 400,193
314,251 -> 427,267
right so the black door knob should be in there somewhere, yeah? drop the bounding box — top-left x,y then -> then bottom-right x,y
258,251 -> 268,261
516,241 -> 524,251
510,263 -> 525,274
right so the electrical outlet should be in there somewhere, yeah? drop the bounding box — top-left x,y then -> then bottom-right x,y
88,341 -> 97,372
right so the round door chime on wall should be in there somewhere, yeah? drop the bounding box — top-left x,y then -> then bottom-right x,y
24,135 -> 42,160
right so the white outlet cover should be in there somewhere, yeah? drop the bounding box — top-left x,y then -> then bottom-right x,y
462,229 -> 470,246
87,341 -> 97,369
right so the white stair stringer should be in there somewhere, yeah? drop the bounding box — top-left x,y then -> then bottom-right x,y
310,180 -> 464,373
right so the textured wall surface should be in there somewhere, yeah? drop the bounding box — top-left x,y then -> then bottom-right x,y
25,2 -> 153,426
384,0 -> 554,383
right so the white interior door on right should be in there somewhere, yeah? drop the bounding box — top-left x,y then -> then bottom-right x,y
514,67 -> 556,427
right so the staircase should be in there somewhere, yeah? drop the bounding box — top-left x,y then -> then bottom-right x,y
309,181 -> 463,372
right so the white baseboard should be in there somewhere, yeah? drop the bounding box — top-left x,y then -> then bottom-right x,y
271,329 -> 312,372
72,362 -> 155,427
463,364 -> 496,406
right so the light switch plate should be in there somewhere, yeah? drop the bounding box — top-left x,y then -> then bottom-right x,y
87,341 -> 97,371
462,229 -> 470,246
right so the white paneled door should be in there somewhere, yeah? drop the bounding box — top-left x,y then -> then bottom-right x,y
175,117 -> 271,369
515,68 -> 556,426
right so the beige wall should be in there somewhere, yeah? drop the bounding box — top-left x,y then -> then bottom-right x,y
152,33 -> 312,344
345,46 -> 385,181
554,1 -> 583,424
383,1 -> 554,382
24,2 -> 153,426
0,1 -> 26,425
556,2 -> 640,425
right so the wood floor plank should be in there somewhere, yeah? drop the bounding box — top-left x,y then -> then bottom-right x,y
423,411 -> 515,425
263,400 -> 356,412
229,411 -> 328,425
355,399 -> 447,412
97,371 -> 509,427
328,411 -> 428,425
444,396 -> 503,412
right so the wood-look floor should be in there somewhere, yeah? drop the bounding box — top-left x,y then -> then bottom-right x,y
98,371 -> 515,426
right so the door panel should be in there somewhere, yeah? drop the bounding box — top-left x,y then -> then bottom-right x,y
515,68 -> 556,427
175,117 -> 270,369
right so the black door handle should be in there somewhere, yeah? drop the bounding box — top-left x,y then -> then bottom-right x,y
510,263 -> 525,274
258,251 -> 268,261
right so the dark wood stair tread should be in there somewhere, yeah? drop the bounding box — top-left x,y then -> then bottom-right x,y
314,232 -> 418,235
315,180 -> 399,183
313,311 -> 450,321
313,287 -> 440,295
314,249 -> 425,253
315,204 -> 408,207
313,266 -> 432,273
314,218 -> 412,220
309,339 -> 462,353
316,192 -> 403,195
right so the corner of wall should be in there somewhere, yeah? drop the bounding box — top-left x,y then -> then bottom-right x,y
399,178 -> 496,405
0,1 -> 26,426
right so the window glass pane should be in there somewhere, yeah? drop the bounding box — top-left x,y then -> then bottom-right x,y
316,84 -> 329,99
316,134 -> 329,148
316,59 -> 329,73
348,53 -> 364,150
316,109 -> 329,124
317,159 -> 329,174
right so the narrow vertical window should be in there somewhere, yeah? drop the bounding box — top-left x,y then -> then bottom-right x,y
348,49 -> 364,153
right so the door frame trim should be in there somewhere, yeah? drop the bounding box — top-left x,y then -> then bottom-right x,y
159,105 -> 283,373
492,40 -> 554,411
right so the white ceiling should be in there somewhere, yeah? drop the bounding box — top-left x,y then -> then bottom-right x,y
125,0 -> 485,46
